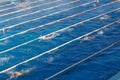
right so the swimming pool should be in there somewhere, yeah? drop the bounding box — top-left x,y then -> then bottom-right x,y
0,0 -> 120,80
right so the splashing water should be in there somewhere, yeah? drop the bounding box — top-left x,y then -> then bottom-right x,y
41,56 -> 55,63
7,0 -> 31,8
0,40 -> 9,45
0,56 -> 14,66
97,30 -> 104,35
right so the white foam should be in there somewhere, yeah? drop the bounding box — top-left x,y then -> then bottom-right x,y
0,56 -> 14,66
43,56 -> 54,63
97,30 -> 104,35
0,40 -> 9,45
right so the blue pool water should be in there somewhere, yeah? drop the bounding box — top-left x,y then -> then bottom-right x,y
0,0 -> 120,80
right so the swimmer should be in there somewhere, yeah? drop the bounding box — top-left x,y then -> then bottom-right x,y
100,15 -> 110,20
80,36 -> 96,43
11,72 -> 25,78
39,33 -> 57,40
80,32 -> 103,43
7,67 -> 35,80
7,72 -> 25,80
1,28 -> 8,34
83,36 -> 95,40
